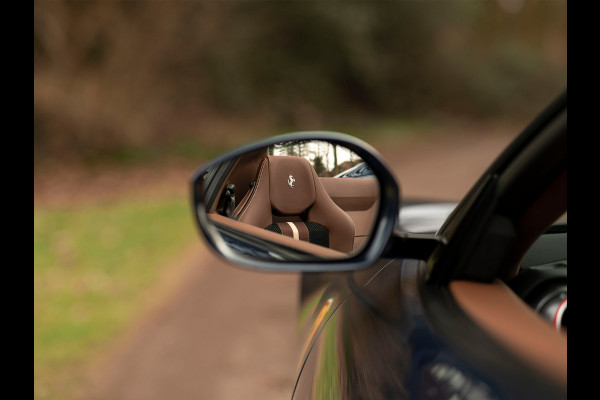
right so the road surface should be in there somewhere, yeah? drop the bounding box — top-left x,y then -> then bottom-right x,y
81,128 -> 518,400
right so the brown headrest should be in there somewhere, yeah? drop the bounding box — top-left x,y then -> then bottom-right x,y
267,155 -> 317,215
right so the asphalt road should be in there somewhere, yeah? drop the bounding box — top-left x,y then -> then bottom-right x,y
82,128 -> 517,400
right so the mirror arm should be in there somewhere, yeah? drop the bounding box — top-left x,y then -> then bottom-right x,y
382,231 -> 447,261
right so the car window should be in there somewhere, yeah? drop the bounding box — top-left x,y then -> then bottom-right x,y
268,140 -> 366,178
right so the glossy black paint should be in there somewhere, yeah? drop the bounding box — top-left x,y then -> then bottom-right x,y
431,91 -> 567,284
294,256 -> 565,400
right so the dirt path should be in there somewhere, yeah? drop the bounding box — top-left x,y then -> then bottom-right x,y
373,124 -> 519,202
75,127 -> 518,400
84,245 -> 300,400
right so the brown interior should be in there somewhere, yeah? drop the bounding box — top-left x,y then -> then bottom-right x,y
320,177 -> 379,251
208,151 -> 381,256
235,156 -> 356,254
449,280 -> 567,387
208,213 -> 347,259
208,148 -> 268,214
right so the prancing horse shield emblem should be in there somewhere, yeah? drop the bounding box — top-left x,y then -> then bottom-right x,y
288,175 -> 295,188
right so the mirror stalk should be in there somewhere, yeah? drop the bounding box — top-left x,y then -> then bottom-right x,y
383,232 -> 446,261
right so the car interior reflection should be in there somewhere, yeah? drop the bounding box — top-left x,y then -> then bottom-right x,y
203,141 -> 380,260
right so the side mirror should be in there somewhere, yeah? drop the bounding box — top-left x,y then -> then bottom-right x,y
190,132 -> 400,272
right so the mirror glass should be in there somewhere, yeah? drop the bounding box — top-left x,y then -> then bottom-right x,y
194,139 -> 381,262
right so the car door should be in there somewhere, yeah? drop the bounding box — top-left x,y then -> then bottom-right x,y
292,91 -> 567,399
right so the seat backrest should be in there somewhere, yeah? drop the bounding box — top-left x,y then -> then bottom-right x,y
235,155 -> 355,253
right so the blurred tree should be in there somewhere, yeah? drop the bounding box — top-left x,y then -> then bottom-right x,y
312,155 -> 326,176
34,0 -> 567,166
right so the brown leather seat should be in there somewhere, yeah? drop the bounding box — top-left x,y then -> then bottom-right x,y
234,155 -> 355,253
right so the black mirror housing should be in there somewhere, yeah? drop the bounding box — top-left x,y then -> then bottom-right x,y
190,132 -> 400,272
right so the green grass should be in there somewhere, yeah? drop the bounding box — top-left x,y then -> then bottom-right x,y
34,195 -> 196,400
86,140 -> 235,166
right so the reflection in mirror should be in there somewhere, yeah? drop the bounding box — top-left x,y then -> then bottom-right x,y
195,140 -> 380,262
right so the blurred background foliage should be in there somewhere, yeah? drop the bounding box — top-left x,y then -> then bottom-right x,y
34,0 -> 566,169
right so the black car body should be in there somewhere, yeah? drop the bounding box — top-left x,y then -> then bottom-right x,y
190,91 -> 567,399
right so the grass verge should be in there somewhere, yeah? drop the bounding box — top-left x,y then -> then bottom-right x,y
34,195 -> 195,400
